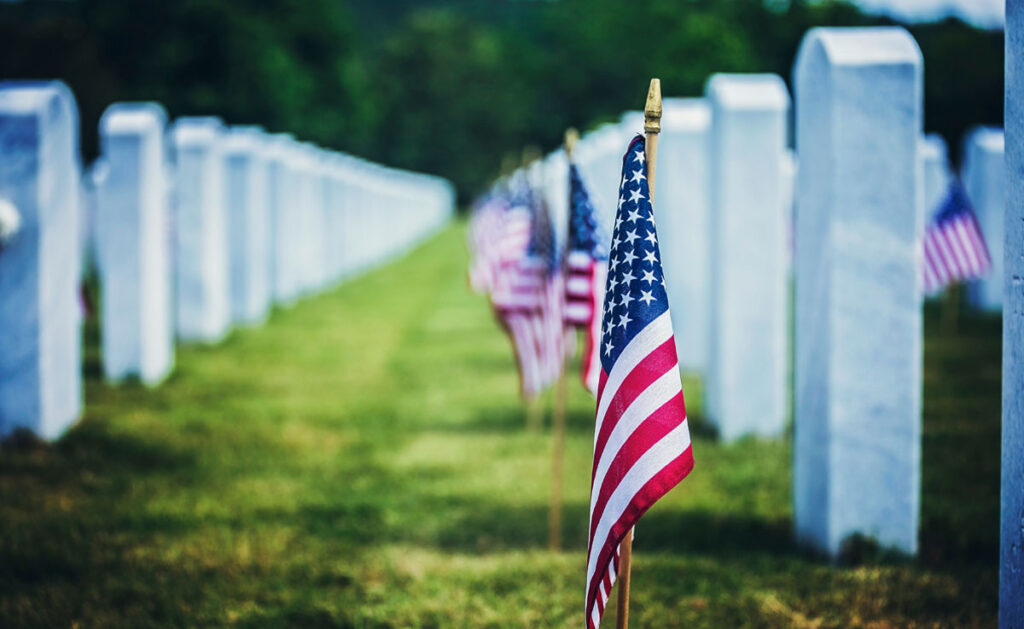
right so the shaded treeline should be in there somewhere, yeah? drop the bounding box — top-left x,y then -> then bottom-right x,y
0,0 -> 1003,201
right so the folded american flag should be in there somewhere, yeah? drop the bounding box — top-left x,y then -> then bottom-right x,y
585,135 -> 694,629
564,163 -> 608,396
922,180 -> 991,294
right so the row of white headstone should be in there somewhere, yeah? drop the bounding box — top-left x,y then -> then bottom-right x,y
515,26 -> 1008,565
0,83 -> 456,442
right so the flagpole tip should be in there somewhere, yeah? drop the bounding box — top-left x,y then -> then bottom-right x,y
564,128 -> 579,159
644,78 -> 662,134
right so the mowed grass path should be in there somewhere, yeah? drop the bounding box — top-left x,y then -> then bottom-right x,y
0,222 -> 1000,627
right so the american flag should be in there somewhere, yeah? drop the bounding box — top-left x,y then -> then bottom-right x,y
564,164 -> 607,396
921,180 -> 992,294
489,174 -> 564,398
467,189 -> 530,296
586,135 -> 694,629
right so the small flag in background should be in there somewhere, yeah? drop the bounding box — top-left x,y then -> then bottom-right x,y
585,135 -> 694,629
564,164 -> 608,396
489,176 -> 564,398
922,180 -> 992,294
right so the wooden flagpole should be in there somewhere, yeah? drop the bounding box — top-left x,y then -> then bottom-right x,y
616,77 -> 661,629
521,145 -> 545,432
549,128 -> 580,551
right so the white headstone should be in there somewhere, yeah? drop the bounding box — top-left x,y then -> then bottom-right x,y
96,102 -> 174,385
577,123 -> 628,247
542,149 -> 570,254
171,116 -> 230,343
657,98 -> 712,377
265,133 -> 299,306
920,133 -> 951,217
962,127 -> 1005,312
334,155 -> 357,279
343,157 -> 368,276
1002,3 -> 1024,623
294,143 -> 320,295
705,73 -> 790,441
322,153 -> 343,285
0,81 -> 82,439
781,149 -> 797,272
793,27 -> 923,557
223,126 -> 272,325
308,146 -> 331,290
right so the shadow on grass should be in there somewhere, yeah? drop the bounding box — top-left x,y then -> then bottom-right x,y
430,499 -> 796,557
0,420 -> 196,482
447,405 -> 714,439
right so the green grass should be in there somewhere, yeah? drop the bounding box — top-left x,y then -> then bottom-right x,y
0,221 -> 1000,627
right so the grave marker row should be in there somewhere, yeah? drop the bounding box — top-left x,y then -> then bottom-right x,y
0,87 -> 456,439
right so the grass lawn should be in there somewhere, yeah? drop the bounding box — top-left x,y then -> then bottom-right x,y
0,221 -> 1001,627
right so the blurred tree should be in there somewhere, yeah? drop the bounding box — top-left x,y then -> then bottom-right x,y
0,0 -> 1004,202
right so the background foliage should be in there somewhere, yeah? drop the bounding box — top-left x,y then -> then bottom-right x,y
0,0 -> 1004,200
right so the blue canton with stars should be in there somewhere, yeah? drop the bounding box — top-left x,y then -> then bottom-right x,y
599,135 -> 670,373
527,190 -> 559,273
568,164 -> 606,260
932,179 -> 976,225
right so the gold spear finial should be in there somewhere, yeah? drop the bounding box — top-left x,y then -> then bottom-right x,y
644,78 -> 662,134
564,128 -> 579,160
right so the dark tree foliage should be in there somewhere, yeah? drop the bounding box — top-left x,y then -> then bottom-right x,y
0,0 -> 1003,202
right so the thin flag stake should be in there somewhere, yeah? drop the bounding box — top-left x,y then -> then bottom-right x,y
522,145 -> 546,433
615,77 -> 661,629
548,128 -> 580,551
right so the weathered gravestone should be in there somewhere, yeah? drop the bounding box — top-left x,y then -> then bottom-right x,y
705,73 -> 790,441
793,27 -> 923,557
920,133 -> 952,216
96,102 -> 174,385
171,116 -> 231,343
657,98 -> 711,377
962,127 -> 1005,312
1002,3 -> 1024,624
0,81 -> 82,439
223,126 -> 272,325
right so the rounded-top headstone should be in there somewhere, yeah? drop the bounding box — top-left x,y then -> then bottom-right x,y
793,26 -> 923,558
223,125 -> 273,325
0,80 -> 82,440
706,73 -> 789,111
658,97 -> 712,377
961,126 -> 1005,312
172,116 -> 224,146
704,72 -> 790,442
96,101 -> 174,386
170,115 -> 230,343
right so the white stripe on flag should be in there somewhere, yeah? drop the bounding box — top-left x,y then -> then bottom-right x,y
585,419 -> 692,601
593,312 -> 673,447
589,366 -> 683,516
